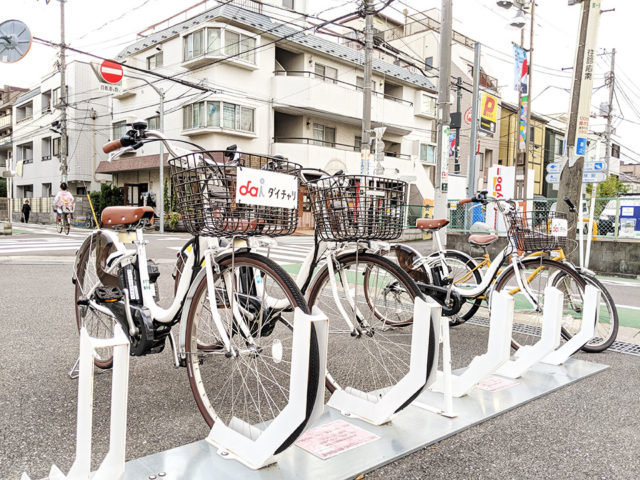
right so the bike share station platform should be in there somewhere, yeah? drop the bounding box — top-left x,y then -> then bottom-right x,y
24,287 -> 608,480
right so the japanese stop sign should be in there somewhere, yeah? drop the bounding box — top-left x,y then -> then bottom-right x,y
99,60 -> 123,84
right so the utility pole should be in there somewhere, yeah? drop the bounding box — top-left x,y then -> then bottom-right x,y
557,0 -> 602,250
360,0 -> 374,175
59,0 -> 68,184
454,77 -> 462,168
523,0 -> 535,204
604,48 -> 615,171
158,88 -> 165,233
467,43 -> 481,200
434,0 -> 453,244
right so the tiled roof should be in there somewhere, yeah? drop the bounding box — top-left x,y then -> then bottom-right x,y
117,4 -> 435,90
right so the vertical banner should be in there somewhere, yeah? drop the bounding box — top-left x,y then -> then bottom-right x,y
574,0 -> 601,158
513,44 -> 528,94
441,125 -> 450,193
519,96 -> 528,150
448,132 -> 457,157
480,92 -> 498,134
486,166 -> 516,234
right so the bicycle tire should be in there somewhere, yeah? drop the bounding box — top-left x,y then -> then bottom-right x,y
74,232 -> 119,369
568,273 -> 618,352
64,214 -> 70,235
184,252 -> 320,453
56,217 -> 63,234
493,257 -> 587,351
426,251 -> 484,326
306,252 -> 435,411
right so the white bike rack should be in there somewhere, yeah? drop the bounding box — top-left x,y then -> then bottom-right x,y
428,292 -> 514,398
496,286 -> 563,378
22,325 -> 131,480
542,284 -> 600,365
326,297 -> 439,426
206,306 -> 329,470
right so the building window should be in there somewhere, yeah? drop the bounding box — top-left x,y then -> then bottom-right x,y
52,137 -> 61,157
42,183 -> 52,197
425,56 -> 433,70
282,0 -> 294,9
147,115 -> 160,130
312,123 -> 335,147
183,27 -> 256,64
146,52 -> 163,70
112,121 -> 127,140
52,86 -> 67,107
555,138 -> 564,156
77,186 -> 87,196
41,91 -> 51,114
41,137 -> 52,160
183,29 -> 205,60
15,101 -> 33,122
419,92 -> 437,117
354,135 -> 362,151
183,100 -> 254,133
17,142 -> 33,164
314,64 -> 337,84
419,143 -> 435,164
19,185 -> 33,198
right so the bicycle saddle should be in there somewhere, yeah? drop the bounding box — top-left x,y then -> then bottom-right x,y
101,206 -> 155,227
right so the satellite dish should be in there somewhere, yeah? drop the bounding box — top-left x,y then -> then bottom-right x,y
0,20 -> 32,63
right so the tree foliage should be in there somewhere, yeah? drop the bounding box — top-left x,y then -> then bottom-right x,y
89,184 -> 124,221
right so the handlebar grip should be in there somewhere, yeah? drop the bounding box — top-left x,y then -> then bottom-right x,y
458,198 -> 474,205
103,140 -> 122,154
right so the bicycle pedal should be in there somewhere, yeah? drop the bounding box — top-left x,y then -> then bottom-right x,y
95,286 -> 124,303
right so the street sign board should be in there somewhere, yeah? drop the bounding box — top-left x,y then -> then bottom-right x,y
545,173 -> 560,184
480,92 -> 498,134
582,171 -> 606,183
99,60 -> 123,84
576,137 -> 587,156
546,162 -> 562,173
545,171 -> 606,184
584,160 -> 607,172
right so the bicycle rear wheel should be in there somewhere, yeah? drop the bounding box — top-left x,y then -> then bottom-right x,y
64,214 -> 71,235
306,252 -> 435,409
564,273 -> 618,352
184,252 -> 320,453
56,216 -> 63,234
494,257 -> 587,350
74,232 -> 119,368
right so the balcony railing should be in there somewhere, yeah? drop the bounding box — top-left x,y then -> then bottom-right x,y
273,70 -> 413,106
0,115 -> 11,128
274,137 -> 411,159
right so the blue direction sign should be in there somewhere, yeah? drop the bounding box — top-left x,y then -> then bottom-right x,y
546,173 -> 560,184
576,137 -> 587,156
545,171 -> 607,184
546,162 -> 562,174
584,160 -> 607,172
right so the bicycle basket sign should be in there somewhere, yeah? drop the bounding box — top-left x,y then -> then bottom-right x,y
235,167 -> 298,209
551,218 -> 568,237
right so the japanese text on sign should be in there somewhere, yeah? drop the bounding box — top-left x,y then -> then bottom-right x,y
235,167 -> 298,209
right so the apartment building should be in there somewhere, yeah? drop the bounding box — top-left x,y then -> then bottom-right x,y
0,85 -> 29,168
343,9 -> 502,200
11,61 -> 111,199
97,1 -> 439,216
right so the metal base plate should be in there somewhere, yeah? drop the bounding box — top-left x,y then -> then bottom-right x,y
120,358 -> 607,480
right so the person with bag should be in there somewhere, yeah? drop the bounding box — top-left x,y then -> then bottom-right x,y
21,200 -> 31,223
53,183 -> 75,232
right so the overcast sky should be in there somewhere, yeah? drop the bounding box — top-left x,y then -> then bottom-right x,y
1,0 -> 637,162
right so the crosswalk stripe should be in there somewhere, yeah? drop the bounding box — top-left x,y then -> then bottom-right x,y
0,245 -> 82,254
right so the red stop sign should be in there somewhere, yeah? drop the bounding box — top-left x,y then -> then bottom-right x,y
99,60 -> 123,84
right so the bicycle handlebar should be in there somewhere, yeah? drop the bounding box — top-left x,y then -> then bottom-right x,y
102,140 -> 123,154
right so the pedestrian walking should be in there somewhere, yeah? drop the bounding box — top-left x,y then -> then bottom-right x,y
21,200 -> 31,223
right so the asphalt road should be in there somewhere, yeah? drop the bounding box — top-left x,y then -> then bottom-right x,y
0,226 -> 639,479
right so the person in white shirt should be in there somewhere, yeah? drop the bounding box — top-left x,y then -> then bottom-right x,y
53,182 -> 75,225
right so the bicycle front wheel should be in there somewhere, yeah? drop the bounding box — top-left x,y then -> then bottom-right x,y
74,232 -> 119,368
307,252 -> 435,408
184,252 -> 320,453
494,257 -> 587,350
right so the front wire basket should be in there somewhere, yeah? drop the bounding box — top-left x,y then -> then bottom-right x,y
307,175 -> 407,242
169,151 -> 301,237
507,210 -> 569,252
